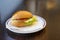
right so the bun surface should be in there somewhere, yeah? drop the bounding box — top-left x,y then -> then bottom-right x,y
11,10 -> 33,27
11,11 -> 32,19
11,20 -> 25,27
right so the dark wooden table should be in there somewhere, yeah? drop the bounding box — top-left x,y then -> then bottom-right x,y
1,7 -> 60,40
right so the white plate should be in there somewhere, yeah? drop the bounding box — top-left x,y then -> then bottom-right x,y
6,16 -> 46,34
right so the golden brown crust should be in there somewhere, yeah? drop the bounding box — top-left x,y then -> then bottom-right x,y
11,10 -> 33,27
11,20 -> 25,27
11,10 -> 32,20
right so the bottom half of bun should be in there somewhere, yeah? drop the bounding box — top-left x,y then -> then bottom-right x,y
11,20 -> 25,27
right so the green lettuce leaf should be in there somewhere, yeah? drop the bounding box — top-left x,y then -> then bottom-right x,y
25,16 -> 37,26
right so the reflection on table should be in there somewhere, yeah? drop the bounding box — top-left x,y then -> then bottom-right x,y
5,27 -> 47,40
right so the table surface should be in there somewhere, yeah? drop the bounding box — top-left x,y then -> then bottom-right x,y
0,6 -> 60,40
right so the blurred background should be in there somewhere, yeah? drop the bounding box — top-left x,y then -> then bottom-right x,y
0,0 -> 60,40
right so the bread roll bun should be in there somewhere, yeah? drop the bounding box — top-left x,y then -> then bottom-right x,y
11,10 -> 32,27
11,20 -> 25,27
11,11 -> 32,20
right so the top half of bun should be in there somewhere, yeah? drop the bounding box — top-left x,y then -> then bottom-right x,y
11,10 -> 33,20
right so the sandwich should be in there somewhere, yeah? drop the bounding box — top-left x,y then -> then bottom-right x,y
11,10 -> 37,27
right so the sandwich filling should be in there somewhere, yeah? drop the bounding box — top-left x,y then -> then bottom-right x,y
12,16 -> 37,26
